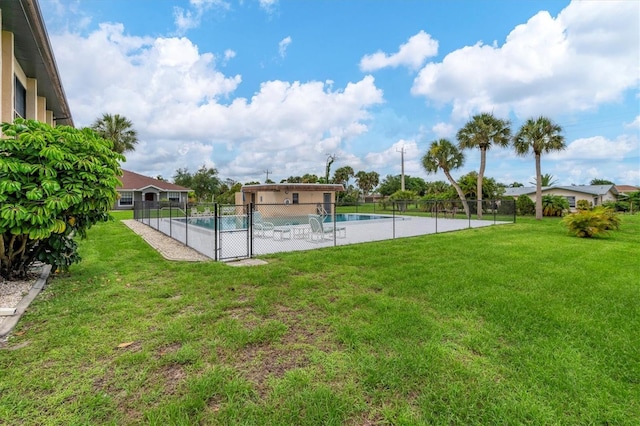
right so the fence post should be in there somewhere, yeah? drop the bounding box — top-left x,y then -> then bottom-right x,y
392,202 -> 396,238
435,200 -> 438,234
214,203 -> 219,261
248,203 -> 254,258
333,203 -> 337,245
185,203 -> 189,247
493,199 -> 497,224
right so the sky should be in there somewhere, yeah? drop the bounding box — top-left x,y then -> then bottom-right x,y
40,0 -> 640,187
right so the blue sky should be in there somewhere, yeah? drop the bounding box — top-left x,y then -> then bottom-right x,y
40,0 -> 639,186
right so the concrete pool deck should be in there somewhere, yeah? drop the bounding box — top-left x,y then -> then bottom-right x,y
136,215 -> 513,261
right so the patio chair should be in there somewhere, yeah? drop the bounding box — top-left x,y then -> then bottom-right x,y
308,216 -> 332,242
308,214 -> 346,239
252,211 -> 275,238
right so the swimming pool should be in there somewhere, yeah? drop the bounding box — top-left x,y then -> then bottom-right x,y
184,213 -> 396,231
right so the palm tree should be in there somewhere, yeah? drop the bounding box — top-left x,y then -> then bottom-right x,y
457,112 -> 511,219
91,113 -> 138,154
355,171 -> 380,197
421,139 -> 470,217
530,173 -> 557,187
513,116 -> 566,220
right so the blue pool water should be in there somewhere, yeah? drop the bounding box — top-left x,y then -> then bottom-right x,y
185,213 -> 394,231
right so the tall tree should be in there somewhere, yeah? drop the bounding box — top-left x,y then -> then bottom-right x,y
590,178 -> 615,185
91,113 -> 138,154
332,166 -> 354,187
192,165 -> 220,201
513,116 -> 566,220
457,112 -> 511,218
355,171 -> 380,196
173,168 -> 193,188
421,139 -> 470,217
172,166 -> 220,201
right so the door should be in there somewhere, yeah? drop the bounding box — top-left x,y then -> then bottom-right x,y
323,193 -> 332,214
144,193 -> 155,202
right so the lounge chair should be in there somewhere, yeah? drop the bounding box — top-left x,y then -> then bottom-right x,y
308,215 -> 347,240
308,216 -> 332,242
252,211 -> 275,237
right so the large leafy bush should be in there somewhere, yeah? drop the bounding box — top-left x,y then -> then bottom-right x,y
562,207 -> 621,238
516,195 -> 535,216
0,119 -> 124,279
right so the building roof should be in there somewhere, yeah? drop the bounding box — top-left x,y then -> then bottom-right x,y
117,170 -> 191,192
615,185 -> 639,194
1,0 -> 73,126
504,185 -> 618,197
241,183 -> 345,193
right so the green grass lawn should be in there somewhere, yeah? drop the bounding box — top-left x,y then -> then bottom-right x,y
1,213 -> 638,425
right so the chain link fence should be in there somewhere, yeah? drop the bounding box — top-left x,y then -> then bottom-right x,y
132,199 -> 515,261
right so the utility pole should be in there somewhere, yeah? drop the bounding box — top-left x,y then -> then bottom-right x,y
264,169 -> 272,183
396,146 -> 406,191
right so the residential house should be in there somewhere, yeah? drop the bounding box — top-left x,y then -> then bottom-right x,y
615,185 -> 639,196
504,185 -> 618,210
0,0 -> 72,126
115,170 -> 192,210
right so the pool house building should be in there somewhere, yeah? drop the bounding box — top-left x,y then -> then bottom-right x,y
235,183 -> 345,217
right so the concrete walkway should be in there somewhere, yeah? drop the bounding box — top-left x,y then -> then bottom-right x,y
0,265 -> 51,341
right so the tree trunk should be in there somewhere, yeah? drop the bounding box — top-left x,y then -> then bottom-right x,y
535,154 -> 542,220
444,170 -> 470,218
477,148 -> 486,219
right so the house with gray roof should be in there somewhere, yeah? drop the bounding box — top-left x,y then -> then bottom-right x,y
504,185 -> 618,210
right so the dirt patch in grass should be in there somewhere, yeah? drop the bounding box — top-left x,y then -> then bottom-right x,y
161,363 -> 187,395
222,304 -> 339,397
157,342 -> 182,356
236,343 -> 311,396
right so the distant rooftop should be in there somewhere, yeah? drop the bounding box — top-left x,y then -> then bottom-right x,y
241,183 -> 345,193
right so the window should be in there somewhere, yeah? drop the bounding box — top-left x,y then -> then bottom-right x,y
292,193 -> 299,204
119,191 -> 133,206
593,197 -> 599,206
14,77 -> 26,119
566,196 -> 576,208
167,192 -> 180,202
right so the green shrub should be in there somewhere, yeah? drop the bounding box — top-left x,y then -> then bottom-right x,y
389,190 -> 417,212
562,207 -> 621,238
516,195 -> 535,216
602,200 -> 629,212
0,119 -> 123,279
542,195 -> 569,217
576,199 -> 592,211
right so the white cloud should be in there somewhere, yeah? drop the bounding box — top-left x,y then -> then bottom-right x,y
50,25 -> 383,182
431,122 -> 455,138
411,1 -> 640,119
173,0 -> 230,34
547,135 -> 639,161
259,0 -> 278,13
360,30 -> 438,72
625,115 -> 640,130
278,36 -> 292,58
364,139 -> 420,175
